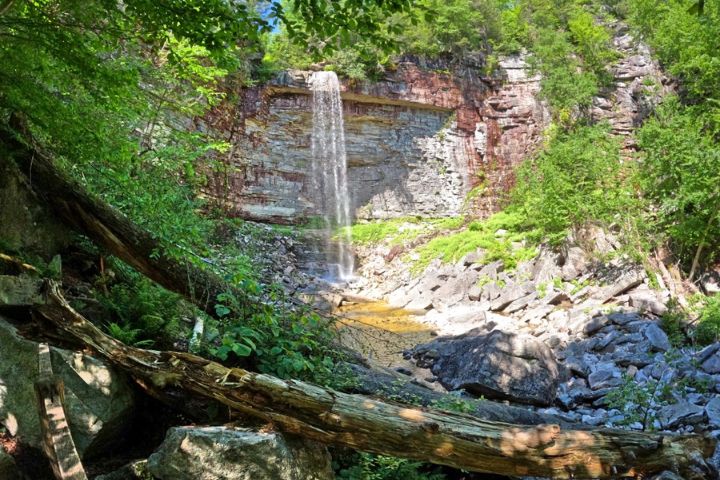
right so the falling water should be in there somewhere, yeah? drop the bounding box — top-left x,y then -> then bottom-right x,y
309,71 -> 354,280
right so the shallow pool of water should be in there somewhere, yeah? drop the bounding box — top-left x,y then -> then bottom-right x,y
334,301 -> 435,367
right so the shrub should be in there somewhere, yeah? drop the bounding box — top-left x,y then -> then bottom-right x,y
335,453 -> 446,480
695,295 -> 720,345
511,123 -> 637,244
99,275 -> 190,349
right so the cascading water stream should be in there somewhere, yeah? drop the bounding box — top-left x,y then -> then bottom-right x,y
309,71 -> 354,280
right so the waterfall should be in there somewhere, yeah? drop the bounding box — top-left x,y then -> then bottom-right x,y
309,71 -> 354,280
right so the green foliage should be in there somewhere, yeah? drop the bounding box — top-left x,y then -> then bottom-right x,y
530,28 -> 601,120
512,123 -> 637,244
99,275 -> 190,349
626,0 -> 720,104
345,217 -> 463,246
660,299 -> 688,348
264,0 -> 502,79
410,211 -> 537,274
494,0 -> 618,121
637,98 -> 720,270
208,287 -> 340,382
107,322 -> 155,348
429,390 -> 483,413
335,453 -> 446,480
694,295 -> 720,345
605,375 -> 663,431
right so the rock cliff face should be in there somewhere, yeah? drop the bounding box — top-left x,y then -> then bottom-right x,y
202,56 -> 548,223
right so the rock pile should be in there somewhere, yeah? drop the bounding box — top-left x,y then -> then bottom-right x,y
349,228 -> 720,437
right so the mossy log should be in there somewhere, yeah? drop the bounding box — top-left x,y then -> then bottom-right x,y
27,281 -> 715,480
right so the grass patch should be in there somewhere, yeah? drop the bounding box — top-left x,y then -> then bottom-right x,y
343,216 -> 464,246
409,211 -> 538,275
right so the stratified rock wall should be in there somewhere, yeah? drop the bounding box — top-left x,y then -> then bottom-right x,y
202,56 -> 548,223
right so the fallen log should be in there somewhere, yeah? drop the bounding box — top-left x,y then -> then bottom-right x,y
0,123 -> 247,317
25,280 -> 715,480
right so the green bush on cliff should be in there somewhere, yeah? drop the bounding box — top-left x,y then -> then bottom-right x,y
511,123 -> 638,244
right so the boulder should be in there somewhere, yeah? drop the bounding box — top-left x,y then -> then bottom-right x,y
644,323 -> 671,352
95,460 -> 149,480
699,344 -> 720,374
147,426 -> 334,480
411,329 -> 560,406
587,364 -> 623,390
0,449 -> 21,480
629,292 -> 668,316
490,283 -> 531,311
0,316 -> 135,457
658,401 -> 706,429
706,396 -> 720,429
560,247 -> 588,281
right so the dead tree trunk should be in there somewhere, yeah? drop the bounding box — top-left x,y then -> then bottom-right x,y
34,343 -> 88,480
23,280 -> 714,480
0,125 -> 246,317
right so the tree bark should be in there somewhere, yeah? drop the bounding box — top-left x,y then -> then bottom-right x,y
0,124 -> 247,318
24,280 -> 715,480
34,342 -> 88,480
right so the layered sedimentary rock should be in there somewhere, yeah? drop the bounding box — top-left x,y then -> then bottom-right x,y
201,56 -> 548,223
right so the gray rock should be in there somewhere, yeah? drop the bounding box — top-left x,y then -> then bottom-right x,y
544,290 -> 571,305
147,426 -> 334,480
0,317 -> 135,457
630,292 -> 668,316
0,449 -> 21,480
592,270 -> 645,303
612,351 -> 656,369
476,260 -> 502,280
504,291 -> 538,313
404,296 -> 433,311
490,283 -> 530,310
468,284 -> 483,301
581,414 -> 605,426
644,323 -> 671,352
698,344 -> 720,364
531,246 -> 561,285
588,365 -> 623,390
481,281 -> 502,302
560,247 -> 588,281
95,460 -> 149,480
0,274 -> 44,306
412,329 -> 559,406
521,305 -> 554,324
700,345 -> 720,374
658,401 -> 706,429
608,312 -> 643,326
707,397 -> 720,428
583,316 -> 609,336
431,271 -> 479,307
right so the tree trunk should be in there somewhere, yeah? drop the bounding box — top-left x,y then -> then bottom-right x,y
0,125 -> 247,318
34,343 -> 88,480
22,280 -> 715,480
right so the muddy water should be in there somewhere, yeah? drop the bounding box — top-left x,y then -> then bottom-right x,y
334,301 -> 435,367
